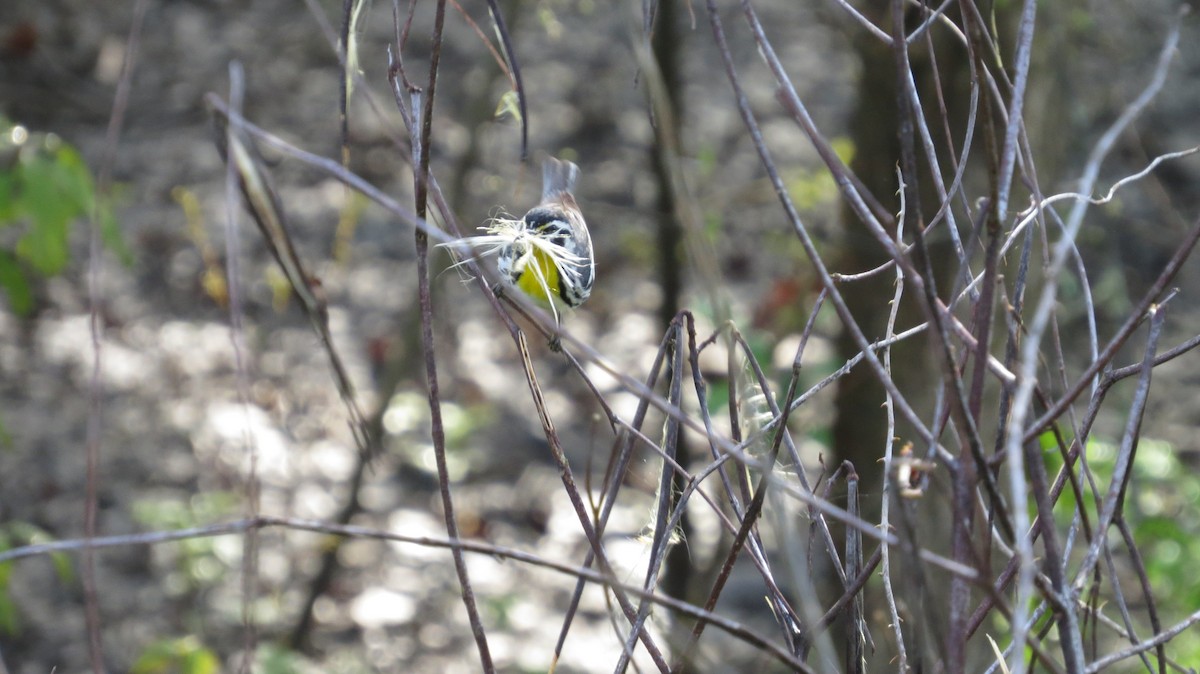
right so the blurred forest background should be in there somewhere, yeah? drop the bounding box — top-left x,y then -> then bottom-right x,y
2,0 -> 1200,672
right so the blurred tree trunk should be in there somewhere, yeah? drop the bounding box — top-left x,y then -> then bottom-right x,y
832,1 -> 965,532
829,6 -> 974,669
649,0 -> 696,643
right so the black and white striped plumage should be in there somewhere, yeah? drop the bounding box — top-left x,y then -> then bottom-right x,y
497,157 -> 594,308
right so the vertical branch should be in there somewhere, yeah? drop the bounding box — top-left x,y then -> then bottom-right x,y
890,2 -> 979,665
645,0 -> 697,616
888,1 -> 921,242
1022,424 -> 1085,670
615,318 -> 685,673
970,19 -> 1049,663
338,0 -> 353,165
993,0 -> 1038,226
483,0 -> 528,158
221,62 -> 263,674
84,0 -> 149,669
409,3 -> 494,670
880,173 -> 908,670
843,463 -> 864,674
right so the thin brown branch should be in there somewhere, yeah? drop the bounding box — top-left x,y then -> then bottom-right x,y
408,1 -> 495,667
514,332 -> 671,672
1085,608 -> 1200,674
84,0 -> 150,669
221,60 -> 263,674
0,516 -> 813,672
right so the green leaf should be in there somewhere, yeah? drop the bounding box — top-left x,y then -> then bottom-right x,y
14,152 -> 78,275
132,637 -> 219,674
0,171 -> 17,222
1036,429 -> 1058,452
49,549 -> 74,585
0,250 -> 34,315
0,590 -> 19,637
131,644 -> 175,673
49,144 -> 97,207
181,648 -> 220,674
494,89 -> 523,123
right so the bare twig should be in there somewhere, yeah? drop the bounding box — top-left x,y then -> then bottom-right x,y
84,0 -> 150,669
880,170 -> 908,671
514,333 -> 671,672
714,0 -> 935,448
550,327 -> 675,667
0,516 -> 811,671
406,2 -> 495,667
220,61 -> 263,674
826,0 -> 893,44
1014,14 -> 1182,438
208,99 -> 375,458
1000,20 -> 1181,671
1071,305 -> 1165,588
615,319 -> 686,673
482,0 -> 528,158
680,334 -> 805,662
1084,607 -> 1200,673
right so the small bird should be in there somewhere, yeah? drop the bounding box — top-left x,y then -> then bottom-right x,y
441,157 -> 594,330
496,157 -> 594,313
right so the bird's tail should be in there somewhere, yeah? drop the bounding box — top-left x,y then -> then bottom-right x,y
541,157 -> 579,201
